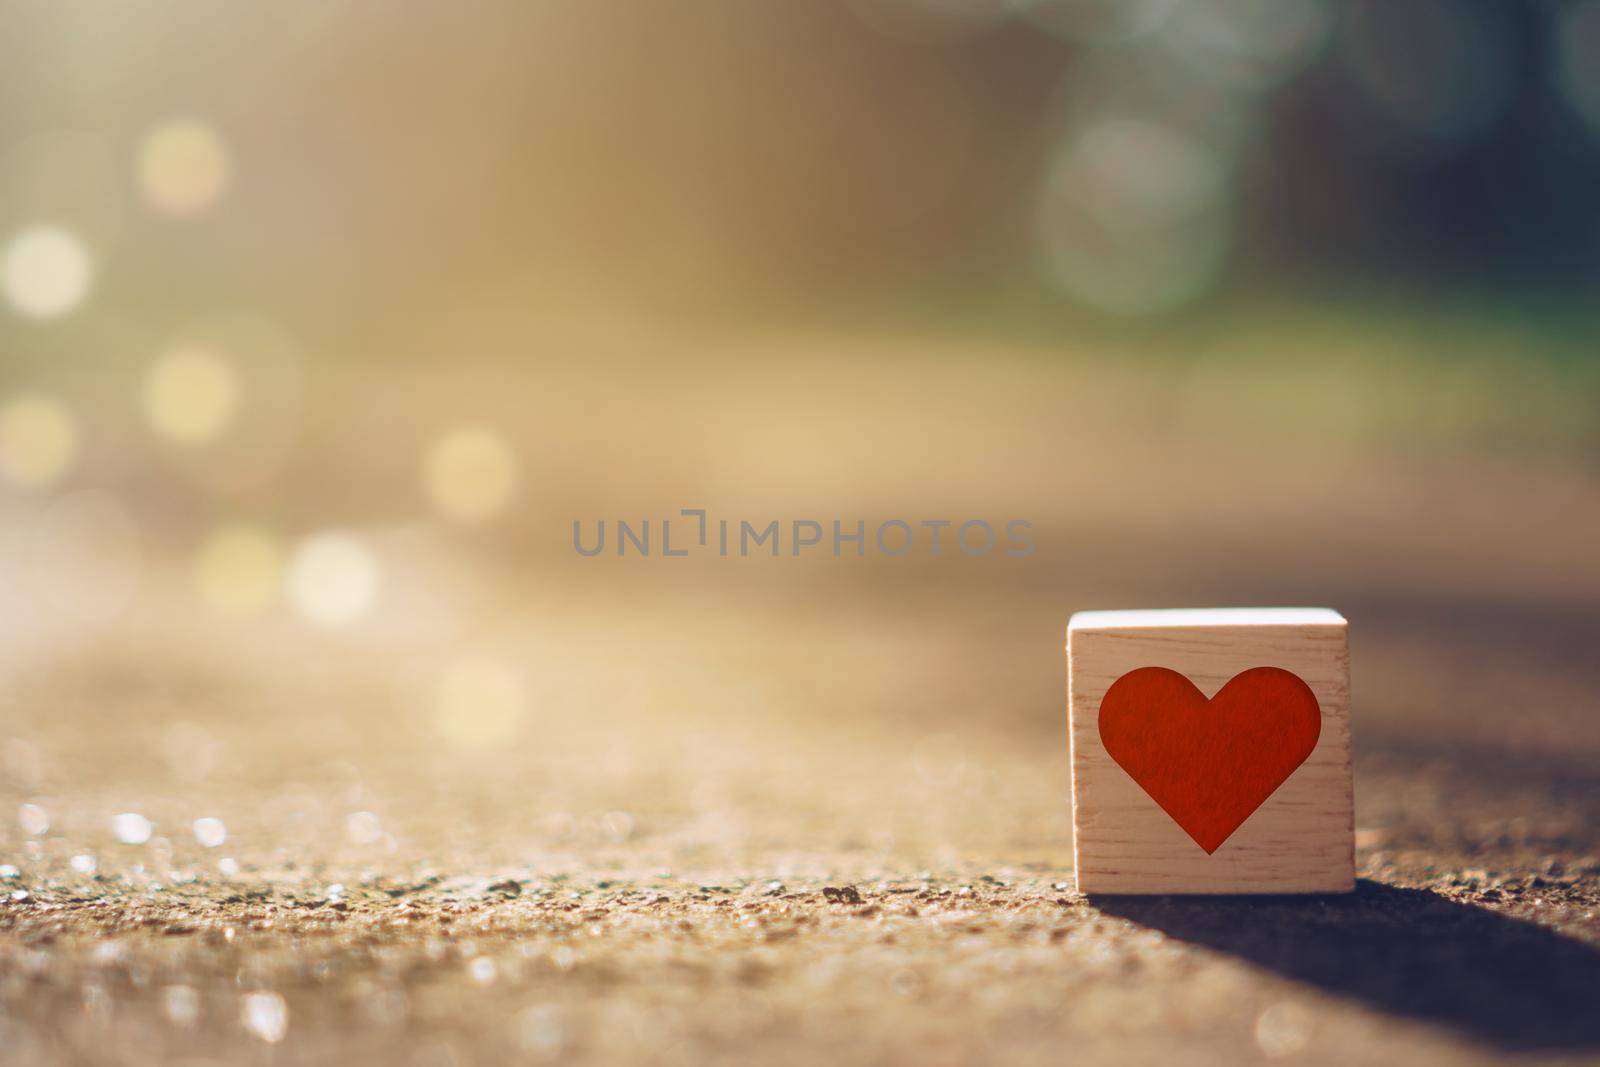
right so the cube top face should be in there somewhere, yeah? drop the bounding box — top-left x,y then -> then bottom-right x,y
1069,607 -> 1345,631
1068,608 -> 1353,895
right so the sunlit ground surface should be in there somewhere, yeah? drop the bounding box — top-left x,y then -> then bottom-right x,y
3,328 -> 1600,1065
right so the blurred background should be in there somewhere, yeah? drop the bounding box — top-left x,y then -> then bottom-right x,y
4,0 -> 1600,921
2,2 -> 1600,1063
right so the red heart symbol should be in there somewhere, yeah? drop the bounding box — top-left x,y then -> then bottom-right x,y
1097,666 -> 1321,854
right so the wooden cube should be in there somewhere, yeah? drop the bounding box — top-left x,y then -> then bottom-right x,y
1067,608 -> 1353,895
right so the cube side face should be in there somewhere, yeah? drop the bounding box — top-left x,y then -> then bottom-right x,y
1069,614 -> 1353,895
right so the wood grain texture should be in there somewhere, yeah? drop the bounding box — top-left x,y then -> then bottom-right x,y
1068,608 -> 1354,895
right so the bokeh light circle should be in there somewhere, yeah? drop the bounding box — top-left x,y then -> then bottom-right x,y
137,119 -> 231,218
111,812 -> 153,845
241,991 -> 288,1044
143,346 -> 240,445
2,224 -> 93,319
346,810 -> 382,845
194,522 -> 284,613
193,817 -> 228,848
1556,0 -> 1600,136
1157,0 -> 1331,94
1037,117 -> 1231,315
1343,0 -> 1515,147
287,532 -> 380,627
423,426 -> 519,524
19,802 -> 49,836
146,314 -> 303,495
0,392 -> 78,489
432,657 -> 525,748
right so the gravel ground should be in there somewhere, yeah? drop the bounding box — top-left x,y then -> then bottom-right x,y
3,578 -> 1598,1067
